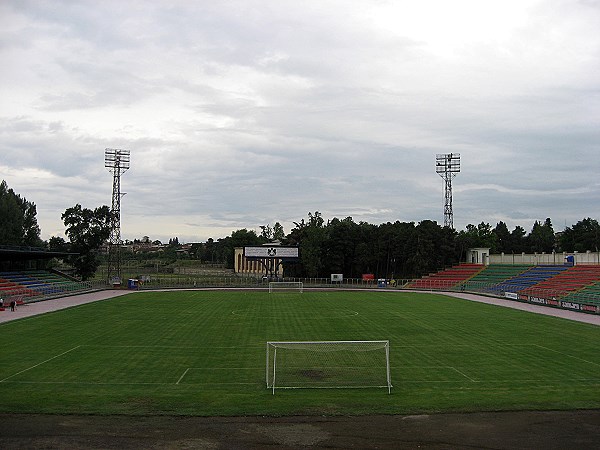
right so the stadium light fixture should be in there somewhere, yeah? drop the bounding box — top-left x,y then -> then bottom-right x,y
105,148 -> 130,285
436,153 -> 460,229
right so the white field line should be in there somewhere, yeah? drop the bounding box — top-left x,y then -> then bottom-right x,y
81,345 -> 264,349
7,381 -> 174,385
534,344 -> 600,367
3,381 -> 261,385
185,367 -> 264,369
449,366 -> 477,382
394,343 -> 534,348
404,346 -> 481,381
231,310 -> 359,317
398,379 -> 600,384
176,368 -> 190,385
3,378 -> 599,386
0,346 -> 81,383
398,365 -> 476,382
177,367 -> 263,385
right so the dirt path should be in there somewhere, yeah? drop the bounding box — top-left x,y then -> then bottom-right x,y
1,410 -> 599,449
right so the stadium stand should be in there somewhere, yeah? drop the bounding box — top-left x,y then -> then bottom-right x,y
460,264 -> 532,294
560,267 -> 600,306
406,264 -> 484,290
408,263 -> 600,313
492,265 -> 569,295
0,245 -> 87,307
0,270 -> 93,308
519,265 -> 600,299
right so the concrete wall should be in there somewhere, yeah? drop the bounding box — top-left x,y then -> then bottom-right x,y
489,251 -> 600,265
466,248 -> 490,265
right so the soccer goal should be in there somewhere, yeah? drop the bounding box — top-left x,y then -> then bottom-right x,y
268,281 -> 303,293
266,340 -> 392,394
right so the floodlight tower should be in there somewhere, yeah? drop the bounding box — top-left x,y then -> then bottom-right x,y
435,153 -> 460,229
105,148 -> 130,285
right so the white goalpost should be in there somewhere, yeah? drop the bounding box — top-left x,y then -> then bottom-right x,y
266,340 -> 392,394
268,281 -> 304,293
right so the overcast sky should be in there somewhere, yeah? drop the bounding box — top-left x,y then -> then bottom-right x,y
1,0 -> 599,243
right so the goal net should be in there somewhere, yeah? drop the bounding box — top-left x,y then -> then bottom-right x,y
266,340 -> 392,394
268,281 -> 303,293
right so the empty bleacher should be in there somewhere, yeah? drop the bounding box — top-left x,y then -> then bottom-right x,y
495,265 -> 570,294
461,264 -> 532,294
407,263 -> 600,312
0,270 -> 93,305
406,264 -> 484,290
518,265 -> 600,299
559,267 -> 600,306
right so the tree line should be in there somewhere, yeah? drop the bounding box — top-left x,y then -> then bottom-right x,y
209,212 -> 600,279
1,179 -> 600,280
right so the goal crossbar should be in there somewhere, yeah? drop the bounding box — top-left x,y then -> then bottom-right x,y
266,340 -> 392,394
268,281 -> 303,293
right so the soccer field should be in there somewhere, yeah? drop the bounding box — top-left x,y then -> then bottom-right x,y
0,289 -> 599,416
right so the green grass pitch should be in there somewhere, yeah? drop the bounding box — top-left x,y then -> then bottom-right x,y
1,289 -> 599,416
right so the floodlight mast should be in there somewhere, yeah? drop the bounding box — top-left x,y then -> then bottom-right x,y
105,148 -> 130,285
435,153 -> 460,229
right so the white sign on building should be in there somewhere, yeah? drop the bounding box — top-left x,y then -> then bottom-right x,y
244,246 -> 299,259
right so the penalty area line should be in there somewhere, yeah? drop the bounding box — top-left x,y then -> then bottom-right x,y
534,344 -> 600,367
449,366 -> 476,382
0,345 -> 81,383
176,367 -> 263,385
176,368 -> 190,385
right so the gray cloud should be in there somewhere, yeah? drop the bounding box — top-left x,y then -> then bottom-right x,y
1,0 -> 599,242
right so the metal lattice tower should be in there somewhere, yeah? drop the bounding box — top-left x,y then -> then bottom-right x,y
105,148 -> 130,284
435,153 -> 460,229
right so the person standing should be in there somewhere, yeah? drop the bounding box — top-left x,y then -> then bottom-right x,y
10,298 -> 16,312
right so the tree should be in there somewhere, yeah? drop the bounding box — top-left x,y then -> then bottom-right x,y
62,204 -> 112,280
203,238 -> 216,262
259,224 -> 273,241
47,236 -> 69,253
215,229 -> 261,268
324,217 -> 357,276
509,225 -> 527,253
559,218 -> 600,252
492,221 -> 511,253
260,222 -> 285,243
456,222 -> 496,261
352,222 -> 377,277
273,222 -> 285,241
527,218 -> 555,253
386,221 -> 417,278
0,180 -> 42,246
288,212 -> 326,277
404,220 -> 457,278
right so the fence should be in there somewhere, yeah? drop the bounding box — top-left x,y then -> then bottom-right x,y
129,275 -> 415,290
